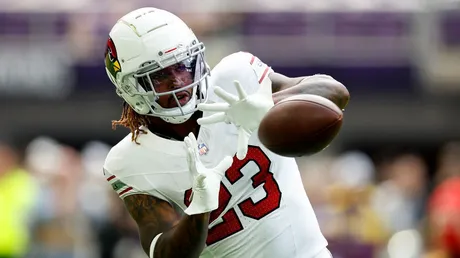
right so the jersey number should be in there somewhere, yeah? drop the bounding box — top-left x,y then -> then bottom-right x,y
183,146 -> 282,245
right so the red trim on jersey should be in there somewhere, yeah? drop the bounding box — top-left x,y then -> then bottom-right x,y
119,187 -> 133,196
250,55 -> 255,65
107,175 -> 116,181
258,66 -> 270,84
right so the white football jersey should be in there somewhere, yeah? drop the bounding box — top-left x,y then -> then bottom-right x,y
103,52 -> 328,258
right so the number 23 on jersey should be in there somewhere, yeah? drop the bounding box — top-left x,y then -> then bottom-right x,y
184,146 -> 282,245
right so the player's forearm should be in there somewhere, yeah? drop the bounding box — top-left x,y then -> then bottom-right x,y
273,75 -> 350,109
151,213 -> 210,258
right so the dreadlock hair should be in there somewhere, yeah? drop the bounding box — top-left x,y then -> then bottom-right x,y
112,102 -> 150,144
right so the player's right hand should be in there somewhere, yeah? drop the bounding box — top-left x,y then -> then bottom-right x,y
183,132 -> 233,215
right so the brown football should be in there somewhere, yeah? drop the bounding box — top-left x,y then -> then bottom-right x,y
258,94 -> 343,157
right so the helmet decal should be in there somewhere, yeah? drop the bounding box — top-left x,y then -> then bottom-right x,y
105,37 -> 121,78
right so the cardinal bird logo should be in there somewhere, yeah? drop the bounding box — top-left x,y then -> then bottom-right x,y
105,37 -> 121,77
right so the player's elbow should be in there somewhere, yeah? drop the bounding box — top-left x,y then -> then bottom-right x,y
331,79 -> 350,110
312,74 -> 350,110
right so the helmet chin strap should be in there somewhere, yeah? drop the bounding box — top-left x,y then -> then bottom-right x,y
159,93 -> 197,124
161,112 -> 194,124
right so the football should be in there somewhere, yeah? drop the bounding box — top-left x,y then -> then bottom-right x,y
258,94 -> 343,157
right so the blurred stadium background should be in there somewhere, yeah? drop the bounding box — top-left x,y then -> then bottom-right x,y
1,1 -> 460,258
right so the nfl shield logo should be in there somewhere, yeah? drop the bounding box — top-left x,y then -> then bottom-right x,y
198,143 -> 208,155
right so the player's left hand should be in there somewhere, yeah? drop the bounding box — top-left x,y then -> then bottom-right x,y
183,132 -> 233,215
197,80 -> 274,160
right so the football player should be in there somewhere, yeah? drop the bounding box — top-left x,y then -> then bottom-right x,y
103,7 -> 349,258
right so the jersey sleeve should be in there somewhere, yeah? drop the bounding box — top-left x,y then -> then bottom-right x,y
103,148 -> 172,203
208,52 -> 274,101
103,168 -> 139,199
251,53 -> 273,85
236,51 -> 273,85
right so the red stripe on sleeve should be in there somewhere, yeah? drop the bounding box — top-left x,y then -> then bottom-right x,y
119,187 -> 133,196
258,66 -> 270,84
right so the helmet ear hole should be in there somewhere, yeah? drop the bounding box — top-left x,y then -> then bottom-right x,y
129,96 -> 150,115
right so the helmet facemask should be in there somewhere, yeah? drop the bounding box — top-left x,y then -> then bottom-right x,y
120,42 -> 209,124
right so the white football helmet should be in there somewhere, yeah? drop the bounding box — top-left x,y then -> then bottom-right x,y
105,7 -> 210,124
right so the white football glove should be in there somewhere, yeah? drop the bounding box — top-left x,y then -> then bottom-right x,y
197,80 -> 274,160
183,132 -> 233,215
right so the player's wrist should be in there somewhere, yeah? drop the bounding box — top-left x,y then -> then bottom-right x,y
149,233 -> 163,258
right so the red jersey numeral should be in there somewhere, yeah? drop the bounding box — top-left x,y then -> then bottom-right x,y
184,146 -> 282,245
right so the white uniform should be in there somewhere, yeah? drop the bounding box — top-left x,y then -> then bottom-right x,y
103,52 -> 329,258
